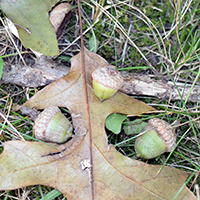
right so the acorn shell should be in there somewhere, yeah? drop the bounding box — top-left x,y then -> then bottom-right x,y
92,65 -> 124,101
92,65 -> 124,89
33,106 -> 72,144
148,118 -> 176,152
135,118 -> 176,159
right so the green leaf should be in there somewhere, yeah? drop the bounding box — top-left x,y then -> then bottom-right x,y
89,34 -> 100,53
1,0 -> 60,56
124,120 -> 147,135
0,57 -> 4,79
106,113 -> 127,134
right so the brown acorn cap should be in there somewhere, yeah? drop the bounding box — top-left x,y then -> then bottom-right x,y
92,65 -> 124,90
33,106 -> 60,140
148,118 -> 176,152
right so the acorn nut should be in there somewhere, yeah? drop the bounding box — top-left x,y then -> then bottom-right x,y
92,65 -> 124,101
33,106 -> 73,144
134,118 -> 176,159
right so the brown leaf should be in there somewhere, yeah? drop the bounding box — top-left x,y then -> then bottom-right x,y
50,2 -> 73,38
0,48 -> 195,199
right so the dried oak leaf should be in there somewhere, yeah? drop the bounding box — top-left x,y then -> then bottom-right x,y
0,48 -> 195,199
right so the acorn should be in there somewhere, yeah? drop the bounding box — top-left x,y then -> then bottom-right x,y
92,65 -> 124,101
134,118 -> 176,159
33,106 -> 73,144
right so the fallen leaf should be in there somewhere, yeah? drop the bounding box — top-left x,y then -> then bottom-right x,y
0,48 -> 195,199
1,0 -> 60,56
124,120 -> 148,135
49,2 -> 72,38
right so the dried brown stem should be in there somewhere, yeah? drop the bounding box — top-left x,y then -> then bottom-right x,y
1,60 -> 199,103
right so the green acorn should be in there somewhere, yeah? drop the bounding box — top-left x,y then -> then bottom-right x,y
92,65 -> 124,101
33,106 -> 73,144
135,118 -> 176,159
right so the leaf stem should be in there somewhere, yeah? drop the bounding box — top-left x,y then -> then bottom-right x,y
77,1 -> 94,199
